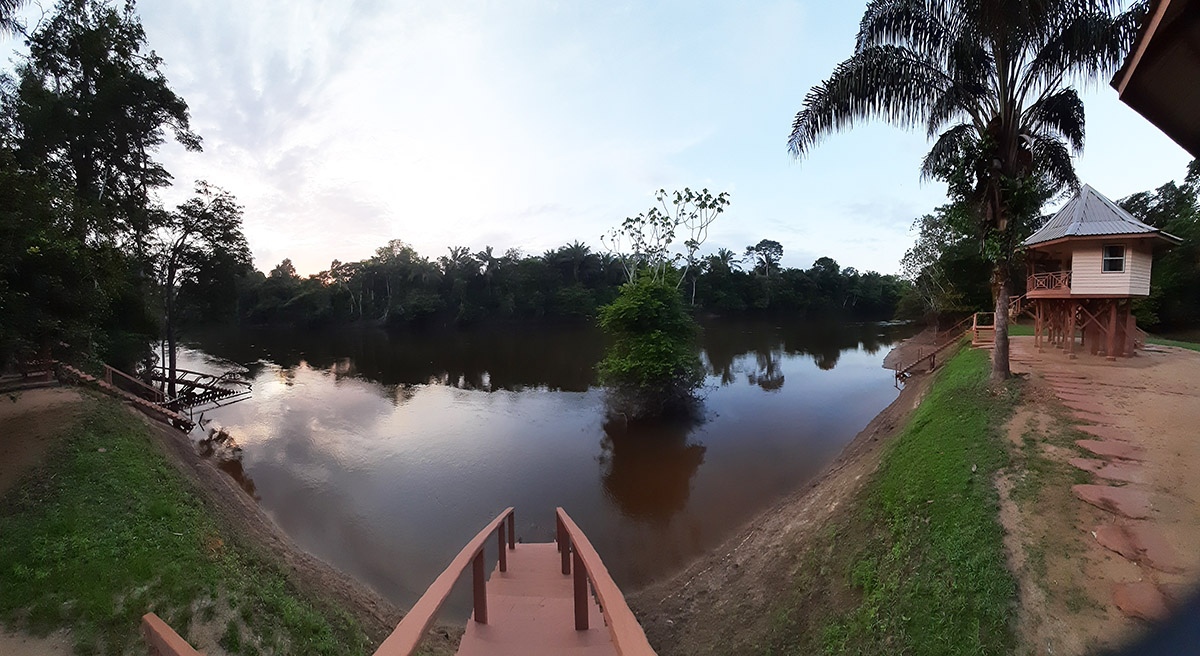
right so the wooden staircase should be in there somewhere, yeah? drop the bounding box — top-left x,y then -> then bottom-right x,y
143,508 -> 657,656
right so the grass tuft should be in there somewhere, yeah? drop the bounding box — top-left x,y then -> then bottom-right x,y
0,394 -> 373,655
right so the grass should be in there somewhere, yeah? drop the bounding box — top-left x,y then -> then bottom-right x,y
1146,336 -> 1200,351
0,394 -> 373,655
765,348 -> 1019,656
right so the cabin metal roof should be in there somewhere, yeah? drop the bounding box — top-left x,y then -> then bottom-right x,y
1023,184 -> 1181,247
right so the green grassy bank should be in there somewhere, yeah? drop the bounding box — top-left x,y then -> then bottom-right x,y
1008,322 -> 1200,351
766,348 -> 1019,655
0,394 -> 372,655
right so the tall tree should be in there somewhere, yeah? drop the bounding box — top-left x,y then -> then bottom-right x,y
15,0 -> 200,245
745,239 -> 783,277
156,182 -> 248,397
787,0 -> 1145,381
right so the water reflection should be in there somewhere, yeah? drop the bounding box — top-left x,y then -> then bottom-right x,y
600,415 -> 707,523
177,318 -> 918,614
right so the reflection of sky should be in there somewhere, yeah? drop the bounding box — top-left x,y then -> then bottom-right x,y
178,325 -> 907,617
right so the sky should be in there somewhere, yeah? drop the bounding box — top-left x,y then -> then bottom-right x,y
9,0 -> 1196,276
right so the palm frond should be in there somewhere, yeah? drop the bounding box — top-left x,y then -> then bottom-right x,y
1031,133 -> 1079,194
920,123 -> 976,181
1024,88 -> 1084,152
1026,5 -> 1145,87
788,45 -> 949,157
856,0 -> 958,60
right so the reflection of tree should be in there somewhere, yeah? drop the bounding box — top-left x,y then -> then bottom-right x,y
197,427 -> 259,500
747,348 -> 785,391
599,415 -> 706,523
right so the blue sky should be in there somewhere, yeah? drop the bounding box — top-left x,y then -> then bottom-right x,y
11,1 -> 1196,275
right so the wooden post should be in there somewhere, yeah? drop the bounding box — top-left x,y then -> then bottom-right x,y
472,550 -> 487,624
1066,302 -> 1077,358
573,551 -> 588,630
1107,301 -> 1118,361
507,512 -> 515,550
498,523 -> 507,573
558,516 -> 571,575
1125,306 -> 1137,357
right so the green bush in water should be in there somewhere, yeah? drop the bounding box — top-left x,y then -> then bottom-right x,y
598,276 -> 704,419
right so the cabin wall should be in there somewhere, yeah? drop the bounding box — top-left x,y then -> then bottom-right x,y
1068,240 -> 1152,296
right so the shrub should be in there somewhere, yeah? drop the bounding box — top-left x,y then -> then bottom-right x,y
597,276 -> 704,418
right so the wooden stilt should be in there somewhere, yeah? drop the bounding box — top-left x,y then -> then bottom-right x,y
1107,301 -> 1118,361
1066,302 -> 1077,358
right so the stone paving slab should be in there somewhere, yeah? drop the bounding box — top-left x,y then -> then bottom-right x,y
1072,484 -> 1152,518
1071,410 -> 1114,424
1113,581 -> 1170,622
1076,439 -> 1145,460
1060,399 -> 1116,415
1069,458 -> 1145,483
1094,525 -> 1184,573
1075,425 -> 1131,441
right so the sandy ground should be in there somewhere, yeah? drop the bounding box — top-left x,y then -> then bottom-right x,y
0,385 -> 458,655
999,337 -> 1200,654
0,387 -> 84,497
629,342 -> 939,655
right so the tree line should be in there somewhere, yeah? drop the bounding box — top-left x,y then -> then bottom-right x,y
203,238 -> 909,330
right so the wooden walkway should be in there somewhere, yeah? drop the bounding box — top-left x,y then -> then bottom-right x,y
457,542 -> 612,655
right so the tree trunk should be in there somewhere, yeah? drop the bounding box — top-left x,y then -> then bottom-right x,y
992,266 -> 1011,382
166,271 -> 178,399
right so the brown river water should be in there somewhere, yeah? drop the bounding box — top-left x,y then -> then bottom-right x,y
176,319 -> 917,618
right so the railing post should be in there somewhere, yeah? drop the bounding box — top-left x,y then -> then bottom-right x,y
573,550 -> 588,630
498,523 -> 507,573
507,511 -> 515,550
472,549 -> 487,624
105,367 -> 112,385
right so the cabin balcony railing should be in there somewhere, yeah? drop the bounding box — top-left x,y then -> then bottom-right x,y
1028,270 -> 1071,293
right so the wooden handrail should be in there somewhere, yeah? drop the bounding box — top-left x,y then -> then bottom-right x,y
556,507 -> 656,656
373,507 -> 515,656
104,365 -> 164,401
142,613 -> 204,655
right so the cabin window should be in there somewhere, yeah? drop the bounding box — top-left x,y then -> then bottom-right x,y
1102,245 -> 1125,273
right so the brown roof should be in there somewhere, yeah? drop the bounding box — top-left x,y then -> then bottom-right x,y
1111,0 -> 1200,157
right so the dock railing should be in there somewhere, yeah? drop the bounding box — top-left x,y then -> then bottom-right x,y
142,613 -> 203,656
373,507 -> 516,656
556,507 -> 656,656
103,364 -> 165,403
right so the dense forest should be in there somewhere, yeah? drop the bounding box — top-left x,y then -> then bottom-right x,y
205,242 -> 908,329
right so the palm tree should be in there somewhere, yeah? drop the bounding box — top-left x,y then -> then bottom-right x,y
787,0 -> 1145,381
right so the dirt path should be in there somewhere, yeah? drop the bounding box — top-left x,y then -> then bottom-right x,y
998,337 -> 1200,654
0,388 -> 84,497
628,354 -> 936,655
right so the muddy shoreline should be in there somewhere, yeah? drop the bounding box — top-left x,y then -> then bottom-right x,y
626,338 -> 947,654
138,413 -> 461,652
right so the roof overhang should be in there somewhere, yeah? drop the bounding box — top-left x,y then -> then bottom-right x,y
1025,232 -> 1182,251
1111,0 -> 1200,157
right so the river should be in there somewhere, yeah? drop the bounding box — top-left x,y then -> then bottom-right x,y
175,319 -> 917,617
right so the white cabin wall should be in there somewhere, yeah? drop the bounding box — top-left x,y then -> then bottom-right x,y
1128,244 -> 1153,295
1070,243 -> 1133,295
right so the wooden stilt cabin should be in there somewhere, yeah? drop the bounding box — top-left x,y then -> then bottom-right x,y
1024,184 -> 1181,359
